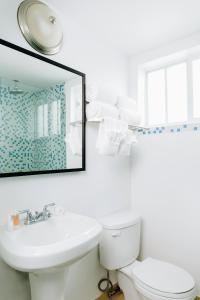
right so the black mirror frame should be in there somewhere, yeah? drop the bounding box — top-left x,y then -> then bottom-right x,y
0,39 -> 86,178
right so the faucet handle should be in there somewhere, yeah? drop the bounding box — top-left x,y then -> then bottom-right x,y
18,209 -> 31,216
18,209 -> 31,219
43,203 -> 56,211
18,209 -> 32,225
43,203 -> 56,219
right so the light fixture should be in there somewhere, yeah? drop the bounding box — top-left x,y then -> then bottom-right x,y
17,0 -> 63,55
9,80 -> 24,95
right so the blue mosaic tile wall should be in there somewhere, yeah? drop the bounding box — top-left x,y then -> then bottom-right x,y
137,123 -> 200,136
34,84 -> 66,171
33,136 -> 66,171
0,85 -> 35,172
0,81 -> 66,173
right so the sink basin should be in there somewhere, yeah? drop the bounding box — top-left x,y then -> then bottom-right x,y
0,212 -> 102,300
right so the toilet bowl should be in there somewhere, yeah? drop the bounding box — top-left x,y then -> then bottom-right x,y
118,259 -> 196,300
99,210 -> 196,300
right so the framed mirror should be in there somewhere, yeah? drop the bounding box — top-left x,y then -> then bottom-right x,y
0,39 -> 86,177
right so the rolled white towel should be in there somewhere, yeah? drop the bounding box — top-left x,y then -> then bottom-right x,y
86,83 -> 98,102
119,108 -> 141,126
117,96 -> 137,110
86,101 -> 119,121
119,130 -> 138,156
97,86 -> 117,105
86,85 -> 117,105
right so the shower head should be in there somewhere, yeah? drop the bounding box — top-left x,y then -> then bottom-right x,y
9,80 -> 24,95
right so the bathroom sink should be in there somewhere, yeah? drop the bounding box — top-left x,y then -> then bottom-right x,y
0,212 -> 102,272
0,212 -> 102,300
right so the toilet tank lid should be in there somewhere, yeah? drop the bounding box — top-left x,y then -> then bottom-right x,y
99,210 -> 141,229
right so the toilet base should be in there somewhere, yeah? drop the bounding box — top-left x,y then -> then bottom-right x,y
117,269 -> 141,300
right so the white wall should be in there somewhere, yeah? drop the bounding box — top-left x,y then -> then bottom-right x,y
130,34 -> 200,293
0,1 -> 131,300
131,132 -> 200,293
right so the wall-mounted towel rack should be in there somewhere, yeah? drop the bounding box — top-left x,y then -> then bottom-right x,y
85,101 -> 149,131
128,125 -> 150,131
70,120 -> 149,131
87,119 -> 149,131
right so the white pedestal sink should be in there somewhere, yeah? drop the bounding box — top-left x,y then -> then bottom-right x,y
0,212 -> 102,300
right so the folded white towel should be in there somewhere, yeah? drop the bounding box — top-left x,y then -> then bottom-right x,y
96,118 -> 128,156
117,96 -> 137,110
119,108 -> 141,126
68,126 -> 82,156
119,130 -> 138,156
86,101 -> 119,121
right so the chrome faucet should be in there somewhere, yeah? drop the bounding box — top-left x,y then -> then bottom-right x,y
19,203 -> 56,225
43,203 -> 56,220
18,209 -> 35,225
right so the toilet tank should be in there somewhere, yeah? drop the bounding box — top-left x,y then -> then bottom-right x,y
99,210 -> 141,270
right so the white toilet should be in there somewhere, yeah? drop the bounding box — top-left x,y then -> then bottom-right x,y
99,210 -> 196,300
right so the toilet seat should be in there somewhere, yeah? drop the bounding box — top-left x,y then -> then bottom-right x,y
132,258 -> 195,295
119,258 -> 196,300
134,278 -> 196,300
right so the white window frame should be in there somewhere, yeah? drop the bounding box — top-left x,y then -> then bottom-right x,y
35,99 -> 61,138
143,53 -> 200,127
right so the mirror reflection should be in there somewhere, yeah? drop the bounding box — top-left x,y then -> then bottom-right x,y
0,41 -> 85,176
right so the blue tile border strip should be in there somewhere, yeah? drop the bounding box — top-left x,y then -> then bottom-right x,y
137,123 -> 200,136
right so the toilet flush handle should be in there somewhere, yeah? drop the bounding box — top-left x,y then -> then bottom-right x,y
111,230 -> 121,238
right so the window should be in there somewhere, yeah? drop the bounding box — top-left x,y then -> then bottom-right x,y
167,63 -> 187,123
43,104 -> 48,137
146,63 -> 187,126
192,59 -> 200,118
51,100 -> 61,135
37,105 -> 44,138
36,100 -> 61,138
147,69 -> 165,125
37,103 -> 49,138
144,55 -> 200,126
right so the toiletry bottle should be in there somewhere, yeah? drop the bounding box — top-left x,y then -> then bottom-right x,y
11,213 -> 20,228
7,215 -> 13,231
